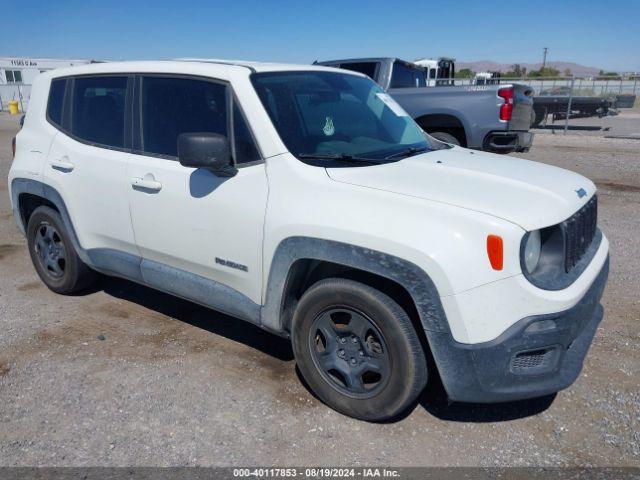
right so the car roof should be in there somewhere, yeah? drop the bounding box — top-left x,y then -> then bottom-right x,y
44,59 -> 362,79
177,58 -> 350,73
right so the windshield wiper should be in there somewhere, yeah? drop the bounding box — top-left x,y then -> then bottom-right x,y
297,153 -> 384,165
384,146 -> 429,160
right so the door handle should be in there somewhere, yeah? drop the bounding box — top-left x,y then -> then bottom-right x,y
131,176 -> 162,192
50,159 -> 75,172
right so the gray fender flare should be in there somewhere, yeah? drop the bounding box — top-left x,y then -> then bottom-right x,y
10,178 -> 93,267
260,237 -> 449,336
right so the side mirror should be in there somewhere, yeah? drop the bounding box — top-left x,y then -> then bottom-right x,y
177,132 -> 237,177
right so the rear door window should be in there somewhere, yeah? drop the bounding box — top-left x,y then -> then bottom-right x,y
71,76 -> 128,148
140,76 -> 228,158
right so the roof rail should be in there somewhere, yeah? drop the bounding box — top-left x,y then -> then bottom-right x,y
174,58 -> 257,72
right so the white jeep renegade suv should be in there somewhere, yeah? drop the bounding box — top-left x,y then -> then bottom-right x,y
9,60 -> 609,421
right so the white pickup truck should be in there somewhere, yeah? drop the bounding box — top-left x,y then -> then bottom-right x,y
9,60 -> 608,421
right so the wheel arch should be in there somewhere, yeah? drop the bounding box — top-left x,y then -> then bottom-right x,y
415,113 -> 468,146
16,192 -> 58,233
261,237 -> 449,340
11,178 -> 91,266
278,259 -> 421,334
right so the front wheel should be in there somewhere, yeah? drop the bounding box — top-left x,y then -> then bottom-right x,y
292,278 -> 428,421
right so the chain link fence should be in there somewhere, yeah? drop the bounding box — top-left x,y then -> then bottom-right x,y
455,76 -> 638,95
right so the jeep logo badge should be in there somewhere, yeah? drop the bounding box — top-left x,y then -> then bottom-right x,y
575,188 -> 587,199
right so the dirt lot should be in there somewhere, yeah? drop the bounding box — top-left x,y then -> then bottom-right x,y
0,111 -> 639,467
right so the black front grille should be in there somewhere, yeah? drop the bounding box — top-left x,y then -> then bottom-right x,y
564,195 -> 598,272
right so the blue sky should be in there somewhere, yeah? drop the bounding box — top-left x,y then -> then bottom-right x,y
2,0 -> 639,71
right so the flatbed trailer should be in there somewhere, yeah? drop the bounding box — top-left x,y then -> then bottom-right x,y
533,96 -> 613,126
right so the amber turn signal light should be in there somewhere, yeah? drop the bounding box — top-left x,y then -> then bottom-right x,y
486,235 -> 504,270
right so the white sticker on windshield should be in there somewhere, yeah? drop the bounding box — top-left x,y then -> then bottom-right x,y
375,93 -> 409,116
323,116 -> 335,136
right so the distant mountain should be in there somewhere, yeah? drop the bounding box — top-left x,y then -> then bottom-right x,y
456,60 -> 602,77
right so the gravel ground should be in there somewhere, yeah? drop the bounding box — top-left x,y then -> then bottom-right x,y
0,111 -> 639,467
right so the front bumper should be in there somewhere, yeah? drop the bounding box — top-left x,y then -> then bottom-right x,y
484,130 -> 534,153
427,256 -> 609,403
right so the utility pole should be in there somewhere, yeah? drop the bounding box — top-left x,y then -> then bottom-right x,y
542,47 -> 549,70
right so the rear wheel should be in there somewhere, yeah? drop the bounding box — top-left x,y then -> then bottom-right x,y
532,109 -> 546,127
292,278 -> 427,421
27,206 -> 95,294
428,131 -> 461,146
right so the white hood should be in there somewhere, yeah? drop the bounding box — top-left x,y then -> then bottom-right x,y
326,147 -> 595,231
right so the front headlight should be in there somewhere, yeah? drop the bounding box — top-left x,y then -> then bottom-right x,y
521,221 -> 601,291
523,230 -> 541,273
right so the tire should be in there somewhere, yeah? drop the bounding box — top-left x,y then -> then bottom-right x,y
292,278 -> 428,421
428,131 -> 460,146
532,109 -> 546,127
26,206 -> 95,294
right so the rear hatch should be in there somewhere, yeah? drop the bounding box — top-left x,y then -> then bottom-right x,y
509,83 -> 534,130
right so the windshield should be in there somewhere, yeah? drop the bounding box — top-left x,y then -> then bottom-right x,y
251,71 -> 432,162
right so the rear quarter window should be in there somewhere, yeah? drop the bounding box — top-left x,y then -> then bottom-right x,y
390,62 -> 427,88
47,79 -> 66,128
